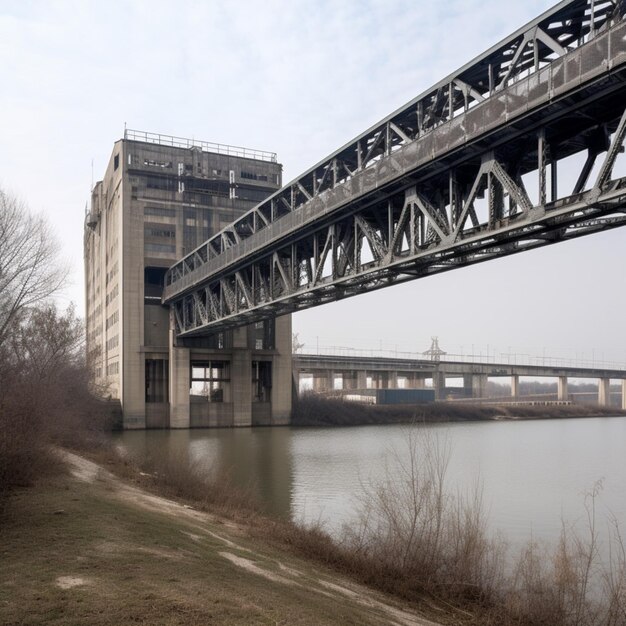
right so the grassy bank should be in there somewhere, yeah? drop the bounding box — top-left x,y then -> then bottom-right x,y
0,451 -> 442,626
291,394 -> 625,426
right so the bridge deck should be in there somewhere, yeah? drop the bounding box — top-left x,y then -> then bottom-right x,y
293,354 -> 626,380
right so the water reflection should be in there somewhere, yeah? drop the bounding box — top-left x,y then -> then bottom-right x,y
117,427 -> 293,517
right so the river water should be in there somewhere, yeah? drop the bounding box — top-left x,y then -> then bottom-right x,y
116,416 -> 626,551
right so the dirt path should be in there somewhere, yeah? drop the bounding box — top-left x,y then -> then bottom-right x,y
63,451 -> 441,626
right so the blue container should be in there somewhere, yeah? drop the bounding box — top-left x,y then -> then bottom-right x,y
375,388 -> 435,405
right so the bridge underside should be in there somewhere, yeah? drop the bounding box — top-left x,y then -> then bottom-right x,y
164,4 -> 626,337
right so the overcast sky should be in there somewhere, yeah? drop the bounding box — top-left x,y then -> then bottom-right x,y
1,0 -> 625,367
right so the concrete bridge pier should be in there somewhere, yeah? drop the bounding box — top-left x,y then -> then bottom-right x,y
434,372 -> 446,400
472,374 -> 488,399
463,374 -> 473,398
232,328 -> 252,426
357,370 -> 367,390
342,372 -> 357,390
558,376 -> 569,402
622,380 -> 626,410
168,329 -> 190,429
511,375 -> 519,399
388,371 -> 398,389
598,378 -> 611,407
313,370 -> 334,392
405,374 -> 424,389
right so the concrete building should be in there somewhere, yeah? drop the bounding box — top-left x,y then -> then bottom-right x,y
84,129 -> 292,429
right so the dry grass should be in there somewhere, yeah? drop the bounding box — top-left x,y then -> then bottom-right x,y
1,472 -> 403,626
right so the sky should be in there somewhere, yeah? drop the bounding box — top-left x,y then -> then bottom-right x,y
1,0 -> 625,367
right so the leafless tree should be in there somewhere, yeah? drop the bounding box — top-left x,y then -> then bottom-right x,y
0,187 -> 67,350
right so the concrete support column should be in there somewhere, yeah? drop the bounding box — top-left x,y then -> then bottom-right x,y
598,378 -> 611,407
413,376 -> 425,389
271,315 -> 292,424
168,328 -> 190,429
342,372 -> 355,390
472,374 -> 488,399
231,327 -> 252,426
558,376 -> 569,402
511,375 -> 519,398
231,349 -> 252,425
434,371 -> 446,401
357,370 -> 367,390
388,371 -> 398,389
312,375 -> 326,392
622,380 -> 626,410
463,374 -> 473,398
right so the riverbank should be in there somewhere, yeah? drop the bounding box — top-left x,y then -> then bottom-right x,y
4,437 -> 625,625
291,394 -> 626,426
0,449 -> 445,626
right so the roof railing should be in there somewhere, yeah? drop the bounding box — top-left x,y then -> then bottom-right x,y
123,128 -> 277,163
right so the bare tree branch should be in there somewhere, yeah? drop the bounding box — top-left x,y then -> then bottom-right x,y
0,188 -> 67,348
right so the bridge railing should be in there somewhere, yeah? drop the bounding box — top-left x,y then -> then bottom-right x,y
124,128 -> 277,163
296,346 -> 626,372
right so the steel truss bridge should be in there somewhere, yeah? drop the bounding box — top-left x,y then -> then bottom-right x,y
164,0 -> 626,336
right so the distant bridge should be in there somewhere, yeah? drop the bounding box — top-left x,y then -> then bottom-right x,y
293,354 -> 626,407
163,0 -> 626,337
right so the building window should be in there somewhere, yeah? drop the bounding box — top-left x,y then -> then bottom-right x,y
190,361 -> 230,403
144,206 -> 176,217
146,175 -> 176,191
145,359 -> 169,403
248,319 -> 274,350
145,226 -> 175,238
252,361 -> 272,402
114,154 -> 119,170
144,243 -> 176,254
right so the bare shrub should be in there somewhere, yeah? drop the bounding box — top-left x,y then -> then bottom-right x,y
344,427 -> 506,607
505,482 -> 626,626
603,517 -> 626,625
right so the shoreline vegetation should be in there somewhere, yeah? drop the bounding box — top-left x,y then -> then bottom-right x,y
3,413 -> 626,624
291,393 -> 626,427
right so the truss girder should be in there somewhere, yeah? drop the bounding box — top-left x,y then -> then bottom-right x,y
165,3 -> 626,335
170,150 -> 626,336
